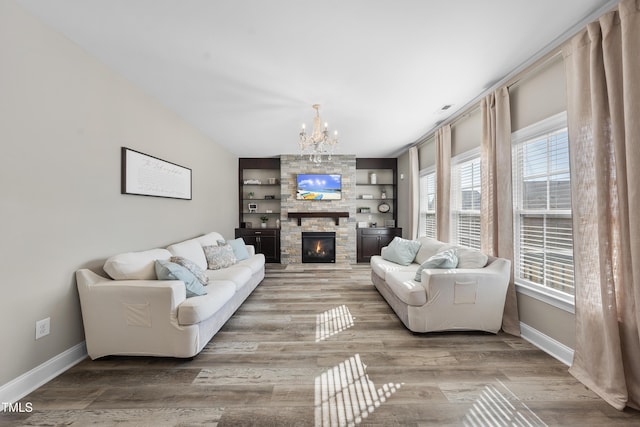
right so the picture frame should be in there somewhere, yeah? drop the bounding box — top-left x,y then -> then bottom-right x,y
384,220 -> 396,228
121,147 -> 192,200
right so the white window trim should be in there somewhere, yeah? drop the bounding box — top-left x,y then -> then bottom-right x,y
419,165 -> 435,178
512,111 -> 575,313
451,146 -> 481,165
511,111 -> 567,144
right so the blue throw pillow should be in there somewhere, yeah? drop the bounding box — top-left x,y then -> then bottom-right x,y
155,260 -> 207,298
218,238 -> 250,261
414,249 -> 459,282
381,237 -> 422,266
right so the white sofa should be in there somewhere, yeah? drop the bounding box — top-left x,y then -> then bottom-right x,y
370,237 -> 511,334
76,232 -> 265,359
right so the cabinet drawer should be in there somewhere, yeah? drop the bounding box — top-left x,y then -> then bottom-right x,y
359,228 -> 395,236
235,229 -> 278,237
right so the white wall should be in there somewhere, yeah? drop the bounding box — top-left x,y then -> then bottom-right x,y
0,1 -> 238,387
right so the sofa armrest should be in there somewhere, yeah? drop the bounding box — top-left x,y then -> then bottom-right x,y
420,258 -> 511,304
75,269 -> 195,359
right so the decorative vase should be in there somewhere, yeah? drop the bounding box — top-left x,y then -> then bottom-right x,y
370,173 -> 377,184
261,222 -> 267,228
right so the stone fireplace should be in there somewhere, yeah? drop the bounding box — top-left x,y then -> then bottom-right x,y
280,154 -> 357,264
302,232 -> 336,263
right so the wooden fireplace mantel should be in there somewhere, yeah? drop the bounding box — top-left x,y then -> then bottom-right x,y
287,212 -> 349,226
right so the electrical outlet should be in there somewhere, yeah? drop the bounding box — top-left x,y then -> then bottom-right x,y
35,317 -> 50,340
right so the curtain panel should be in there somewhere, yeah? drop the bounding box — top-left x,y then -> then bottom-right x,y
563,0 -> 640,410
408,146 -> 420,240
435,125 -> 451,242
480,87 -> 520,336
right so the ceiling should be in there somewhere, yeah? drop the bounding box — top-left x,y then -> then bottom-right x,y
17,0 -> 614,158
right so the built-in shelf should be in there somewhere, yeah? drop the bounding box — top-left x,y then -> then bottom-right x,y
288,212 -> 349,226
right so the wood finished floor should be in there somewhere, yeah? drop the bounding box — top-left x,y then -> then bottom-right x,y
4,264 -> 640,426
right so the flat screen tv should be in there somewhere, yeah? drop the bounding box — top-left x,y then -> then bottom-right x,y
296,174 -> 342,200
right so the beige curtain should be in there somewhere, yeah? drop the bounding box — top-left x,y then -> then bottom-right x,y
563,0 -> 640,410
408,146 -> 420,239
435,125 -> 451,242
480,87 -> 520,336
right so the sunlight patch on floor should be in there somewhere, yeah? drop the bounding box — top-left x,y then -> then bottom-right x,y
316,305 -> 355,342
314,353 -> 403,427
463,379 -> 547,427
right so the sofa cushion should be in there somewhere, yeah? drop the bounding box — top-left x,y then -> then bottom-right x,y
197,232 -> 225,247
236,253 -> 266,274
154,260 -> 207,298
218,238 -> 250,261
203,245 -> 237,270
414,237 -> 448,265
385,270 -> 427,306
177,280 -> 236,325
104,248 -> 172,280
453,246 -> 489,269
370,255 -> 417,280
166,239 -> 208,271
414,249 -> 459,281
205,265 -> 253,291
382,237 -> 422,266
170,256 -> 209,285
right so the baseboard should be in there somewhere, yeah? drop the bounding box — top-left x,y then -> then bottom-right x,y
0,341 -> 87,405
519,322 -> 574,366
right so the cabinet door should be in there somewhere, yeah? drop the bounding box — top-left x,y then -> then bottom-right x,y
378,232 -> 397,249
359,234 -> 381,262
235,230 -> 257,246
235,229 -> 280,263
257,234 -> 279,263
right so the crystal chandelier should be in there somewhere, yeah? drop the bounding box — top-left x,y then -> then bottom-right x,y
299,104 -> 338,163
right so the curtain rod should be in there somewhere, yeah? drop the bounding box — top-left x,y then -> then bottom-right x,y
406,0 -> 620,152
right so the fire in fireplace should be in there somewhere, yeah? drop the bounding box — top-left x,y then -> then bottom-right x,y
302,232 -> 336,263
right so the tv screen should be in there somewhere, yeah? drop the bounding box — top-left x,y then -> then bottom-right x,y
296,174 -> 342,200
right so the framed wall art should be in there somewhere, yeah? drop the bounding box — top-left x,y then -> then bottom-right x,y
121,147 -> 192,200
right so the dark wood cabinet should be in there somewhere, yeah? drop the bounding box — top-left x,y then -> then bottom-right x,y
357,227 -> 402,263
235,228 -> 280,263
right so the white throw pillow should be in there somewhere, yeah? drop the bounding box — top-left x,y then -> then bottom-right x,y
454,247 -> 489,269
414,237 -> 447,265
197,232 -> 225,248
167,238 -> 208,271
104,248 -> 172,280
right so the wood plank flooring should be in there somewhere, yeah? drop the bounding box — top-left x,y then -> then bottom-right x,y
3,264 -> 640,426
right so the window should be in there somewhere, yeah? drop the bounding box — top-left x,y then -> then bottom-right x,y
419,168 -> 436,238
451,150 -> 481,249
512,112 -> 574,299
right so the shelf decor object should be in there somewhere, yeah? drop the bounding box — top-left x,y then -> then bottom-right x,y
121,147 -> 192,200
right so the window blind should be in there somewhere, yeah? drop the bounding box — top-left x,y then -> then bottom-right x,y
452,156 -> 481,249
419,171 -> 436,238
513,128 -> 574,295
